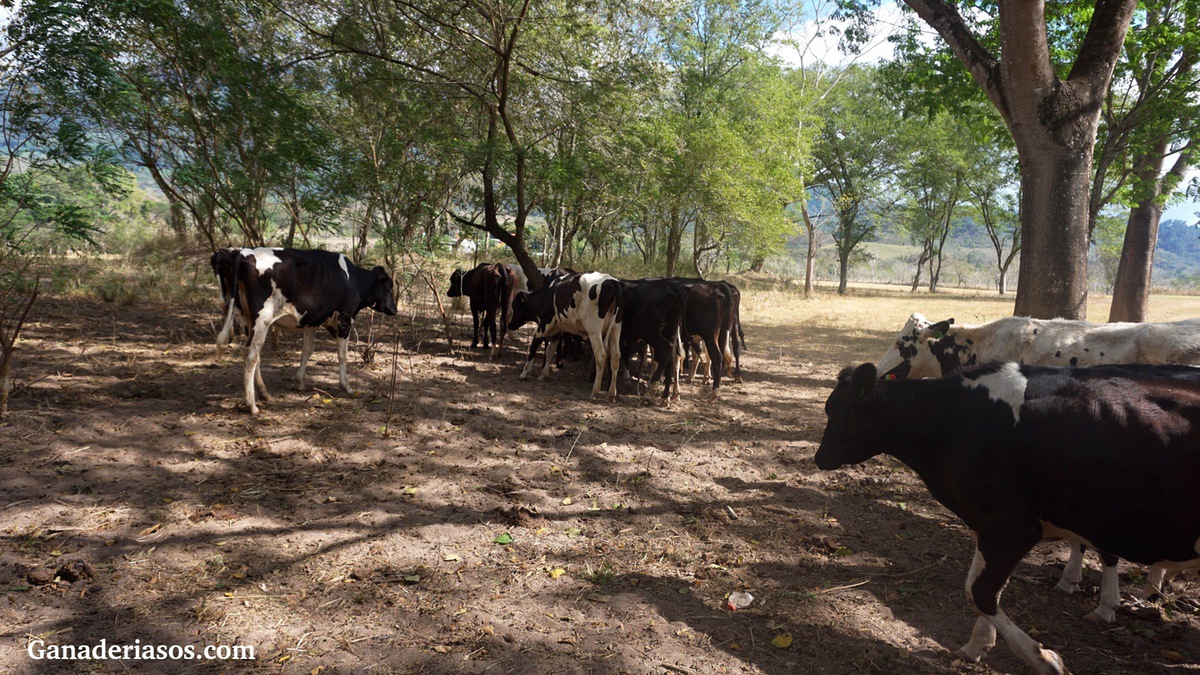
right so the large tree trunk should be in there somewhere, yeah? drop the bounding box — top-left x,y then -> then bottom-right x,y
837,254 -> 849,294
903,0 -> 1135,319
1011,151 -> 1094,319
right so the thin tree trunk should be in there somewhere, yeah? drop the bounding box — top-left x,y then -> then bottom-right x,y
0,286 -> 38,417
1109,139 -> 1179,322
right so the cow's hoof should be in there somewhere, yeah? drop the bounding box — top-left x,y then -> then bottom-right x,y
1035,649 -> 1065,675
518,374 -> 531,381
734,376 -> 743,384
1054,579 -> 1079,594
954,645 -> 987,664
259,390 -> 271,402
706,390 -> 720,402
1084,607 -> 1116,623
248,405 -> 260,415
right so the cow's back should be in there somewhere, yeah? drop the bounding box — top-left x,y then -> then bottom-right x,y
240,248 -> 356,328
1013,365 -> 1200,564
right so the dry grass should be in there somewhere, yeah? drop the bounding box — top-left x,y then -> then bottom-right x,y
742,281 -> 1200,333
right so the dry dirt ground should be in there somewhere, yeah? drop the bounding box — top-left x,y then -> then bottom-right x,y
3,281 -> 1200,674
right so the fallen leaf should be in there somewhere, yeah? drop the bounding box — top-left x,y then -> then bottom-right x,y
772,633 -> 794,649
493,532 -> 514,545
548,568 -> 566,579
443,554 -> 461,562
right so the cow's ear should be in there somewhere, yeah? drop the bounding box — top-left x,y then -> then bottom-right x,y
928,319 -> 954,339
851,363 -> 877,398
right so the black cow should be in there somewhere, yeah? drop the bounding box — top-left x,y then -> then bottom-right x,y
719,280 -> 745,382
447,263 -> 516,358
617,278 -> 685,405
663,278 -> 734,400
815,361 -> 1200,674
225,248 -> 397,414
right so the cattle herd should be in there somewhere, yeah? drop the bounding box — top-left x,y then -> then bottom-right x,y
445,261 -> 744,405
208,247 -> 1200,674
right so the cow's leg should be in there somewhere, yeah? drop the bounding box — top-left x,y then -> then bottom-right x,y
244,322 -> 272,415
702,333 -> 722,401
493,309 -> 506,360
470,308 -> 481,349
255,359 -> 269,401
671,331 -> 683,401
644,334 -> 674,406
296,328 -> 316,390
959,529 -> 1063,674
1086,553 -> 1120,623
520,338 -> 542,380
730,329 -> 742,383
336,336 -> 353,394
1143,566 -> 1168,599
481,307 -> 494,350
605,322 -> 622,402
538,337 -> 558,380
1056,544 -> 1085,593
586,329 -> 608,399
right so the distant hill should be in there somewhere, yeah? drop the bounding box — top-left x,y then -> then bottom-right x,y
1154,219 -> 1200,290
781,217 -> 1200,293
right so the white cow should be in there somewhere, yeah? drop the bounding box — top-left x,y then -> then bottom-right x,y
877,312 -> 1200,621
878,312 -> 1200,380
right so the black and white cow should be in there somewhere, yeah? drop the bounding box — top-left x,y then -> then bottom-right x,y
876,312 -> 1200,615
221,248 -> 397,414
507,271 -> 623,401
815,361 -> 1200,674
877,312 -> 1200,380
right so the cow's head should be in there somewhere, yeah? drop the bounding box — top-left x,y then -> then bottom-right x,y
876,313 -> 956,379
447,269 -> 466,298
814,363 -> 884,471
370,266 -> 398,315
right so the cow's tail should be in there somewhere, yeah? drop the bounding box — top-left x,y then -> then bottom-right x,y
216,295 -> 238,356
600,279 -> 624,347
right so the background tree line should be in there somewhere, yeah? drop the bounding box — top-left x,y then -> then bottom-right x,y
2,0 -> 1198,308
